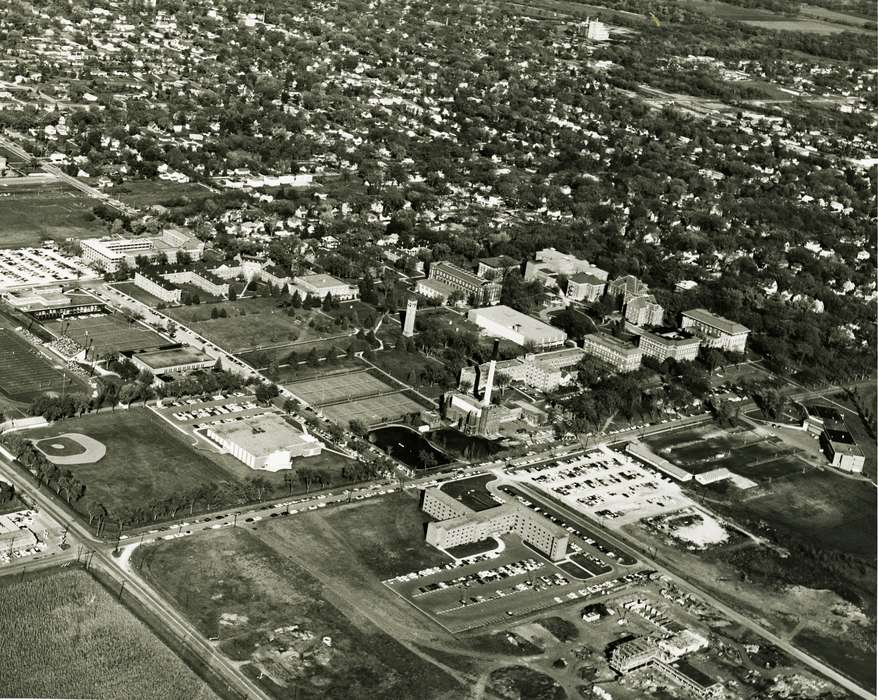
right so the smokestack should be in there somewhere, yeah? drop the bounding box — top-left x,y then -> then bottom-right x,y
491,339 -> 500,361
482,358 -> 496,407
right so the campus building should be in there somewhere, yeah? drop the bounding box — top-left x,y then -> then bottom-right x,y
477,255 -> 520,279
524,248 -> 608,288
637,329 -> 701,363
582,332 -> 642,372
459,347 -> 585,394
428,261 -> 501,305
163,269 -> 229,298
566,273 -> 606,302
131,346 -> 215,375
4,286 -> 107,320
422,487 -> 569,561
820,428 -> 865,473
415,277 -> 456,304
291,273 -> 358,301
681,308 -> 749,353
468,305 -> 567,349
81,229 -> 204,272
608,275 -> 649,305
625,294 -> 664,327
204,412 -> 322,471
134,271 -> 181,303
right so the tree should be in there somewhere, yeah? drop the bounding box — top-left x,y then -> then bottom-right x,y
291,290 -> 302,308
254,382 -> 280,403
349,419 -> 368,437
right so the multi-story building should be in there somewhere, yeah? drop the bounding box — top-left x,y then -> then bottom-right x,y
681,308 -> 749,353
415,277 -> 455,304
423,487 -> 569,561
582,332 -> 642,372
5,286 -> 107,320
608,635 -> 720,698
81,229 -> 203,272
820,428 -> 865,473
637,329 -> 701,363
459,347 -> 585,393
608,275 -> 649,305
468,305 -> 567,349
134,271 -> 181,303
163,269 -> 230,298
625,294 -> 664,327
477,255 -> 520,279
204,412 -> 322,471
428,261 -> 501,305
566,272 -> 606,302
291,273 -> 358,301
524,248 -> 608,286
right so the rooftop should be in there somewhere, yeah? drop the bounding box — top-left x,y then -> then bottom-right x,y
208,412 -> 318,456
569,272 -> 605,285
683,308 -> 749,335
133,346 -> 213,370
295,273 -> 350,289
469,305 -> 567,340
671,660 -> 718,689
584,331 -> 640,353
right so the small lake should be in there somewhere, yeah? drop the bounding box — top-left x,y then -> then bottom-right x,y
368,426 -> 449,470
429,428 -> 503,460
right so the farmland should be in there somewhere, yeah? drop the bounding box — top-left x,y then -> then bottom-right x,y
43,312 -> 168,357
166,297 -> 342,353
0,328 -> 86,402
0,568 -> 217,700
134,525 -> 462,700
0,179 -> 107,248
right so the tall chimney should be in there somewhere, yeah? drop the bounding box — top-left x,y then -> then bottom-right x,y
482,359 -> 496,407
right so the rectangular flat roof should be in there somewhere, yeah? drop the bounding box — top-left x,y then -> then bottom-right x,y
295,273 -> 349,289
584,332 -> 639,353
417,278 -> 456,295
133,346 -> 213,370
208,412 -> 316,456
672,660 -> 717,688
683,308 -> 749,335
569,272 -> 605,285
469,305 -> 566,340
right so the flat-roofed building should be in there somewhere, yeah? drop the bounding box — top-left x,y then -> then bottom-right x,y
4,287 -> 107,320
460,347 -> 585,394
423,487 -> 569,560
681,308 -> 749,353
291,273 -> 358,301
582,332 -> 642,372
163,269 -> 229,298
637,329 -> 701,363
566,272 -> 606,302
477,255 -> 520,279
415,277 -> 456,304
204,412 -> 322,471
524,248 -> 608,286
468,305 -> 567,349
134,271 -> 181,303
429,261 -> 501,305
81,229 -> 203,272
131,346 -> 215,375
625,294 -> 664,327
820,428 -> 865,473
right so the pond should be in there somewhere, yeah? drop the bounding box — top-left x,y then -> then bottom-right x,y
368,426 -> 449,470
429,428 -> 503,460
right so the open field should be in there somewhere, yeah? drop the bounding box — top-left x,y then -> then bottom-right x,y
44,312 -> 167,357
27,408 -> 235,524
285,368 -> 399,406
321,389 -> 430,426
681,0 -> 873,32
0,329 -> 86,402
112,281 -> 168,306
0,180 -> 107,248
135,525 -> 462,700
107,179 -> 215,208
367,348 -> 449,398
0,568 -> 217,700
440,473 -> 503,511
794,626 -> 876,691
167,297 -> 336,353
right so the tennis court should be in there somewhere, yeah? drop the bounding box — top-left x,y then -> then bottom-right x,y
44,313 -> 166,357
0,329 -> 76,401
322,391 -> 428,427
285,369 -> 398,407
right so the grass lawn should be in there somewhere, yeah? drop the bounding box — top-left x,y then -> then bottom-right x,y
107,180 -> 215,208
0,568 -> 217,700
794,626 -> 876,692
112,281 -> 167,306
27,409 -> 236,524
0,329 -> 88,402
167,297 -> 337,353
0,494 -> 29,515
272,356 -> 365,382
134,526 -> 461,700
368,348 -> 449,398
0,180 -> 107,248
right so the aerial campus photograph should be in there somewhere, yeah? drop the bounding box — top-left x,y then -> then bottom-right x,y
0,1 -> 874,700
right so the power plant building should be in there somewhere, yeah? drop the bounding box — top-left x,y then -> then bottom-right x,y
422,487 -> 569,561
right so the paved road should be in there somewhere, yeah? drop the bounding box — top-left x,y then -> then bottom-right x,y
506,479 -> 876,700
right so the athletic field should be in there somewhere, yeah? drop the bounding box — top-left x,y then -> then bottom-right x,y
284,369 -> 399,406
322,391 -> 428,427
0,329 -> 75,401
44,313 -> 166,357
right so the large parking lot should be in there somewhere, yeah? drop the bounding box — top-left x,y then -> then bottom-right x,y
508,445 -> 693,526
0,246 -> 96,290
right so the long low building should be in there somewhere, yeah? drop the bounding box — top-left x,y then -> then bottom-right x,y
163,269 -> 229,298
820,428 -> 865,473
468,305 -> 567,349
291,273 -> 358,301
134,271 -> 181,303
204,412 -> 322,471
131,346 -> 215,375
637,329 -> 701,363
423,487 -> 569,561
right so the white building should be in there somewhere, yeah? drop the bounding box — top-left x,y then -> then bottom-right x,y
625,294 -> 664,327
582,332 -> 642,372
134,271 -> 181,303
81,229 -> 204,272
204,412 -> 322,471
468,305 -> 567,349
637,329 -> 701,363
681,308 -> 749,353
291,273 -> 358,301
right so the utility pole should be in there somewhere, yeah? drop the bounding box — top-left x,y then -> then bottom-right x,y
118,581 -> 126,599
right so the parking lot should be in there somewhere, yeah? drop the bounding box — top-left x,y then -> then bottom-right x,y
0,245 -> 97,290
